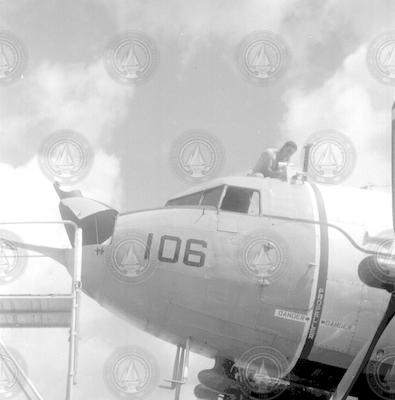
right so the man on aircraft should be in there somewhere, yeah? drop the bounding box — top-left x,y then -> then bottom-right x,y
250,140 -> 297,180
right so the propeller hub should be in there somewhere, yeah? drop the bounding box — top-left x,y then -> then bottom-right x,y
358,255 -> 395,292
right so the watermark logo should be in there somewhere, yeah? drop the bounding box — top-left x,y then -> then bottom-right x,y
170,132 -> 224,184
237,31 -> 289,85
107,232 -> 156,284
104,31 -> 158,85
368,235 -> 395,286
239,231 -> 288,284
235,346 -> 289,399
305,130 -> 356,184
367,31 -> 395,85
0,230 -> 27,284
38,130 -> 94,184
367,347 -> 395,399
0,31 -> 27,85
0,347 -> 27,398
104,346 -> 159,399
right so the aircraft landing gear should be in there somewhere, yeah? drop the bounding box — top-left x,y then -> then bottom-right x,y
196,356 -> 332,399
160,337 -> 191,400
195,357 -> 240,399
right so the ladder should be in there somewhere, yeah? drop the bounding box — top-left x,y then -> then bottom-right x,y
0,221 -> 82,400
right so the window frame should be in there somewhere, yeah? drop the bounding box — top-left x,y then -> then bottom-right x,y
166,185 -> 226,209
166,184 -> 262,216
200,185 -> 226,208
165,191 -> 204,207
218,185 -> 261,216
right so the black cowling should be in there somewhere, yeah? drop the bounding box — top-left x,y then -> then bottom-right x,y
59,197 -> 118,246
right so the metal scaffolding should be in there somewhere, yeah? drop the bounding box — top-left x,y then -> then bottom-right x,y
0,221 -> 82,400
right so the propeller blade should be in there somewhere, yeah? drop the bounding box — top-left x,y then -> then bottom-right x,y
330,294 -> 395,400
392,102 -> 395,231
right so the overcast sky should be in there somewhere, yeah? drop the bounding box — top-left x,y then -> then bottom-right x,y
0,0 -> 395,399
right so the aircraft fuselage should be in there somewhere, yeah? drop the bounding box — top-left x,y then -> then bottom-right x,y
77,176 -> 393,386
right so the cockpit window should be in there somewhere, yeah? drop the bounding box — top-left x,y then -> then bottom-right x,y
166,186 -> 225,208
166,191 -> 203,206
166,185 -> 259,215
200,186 -> 224,208
220,186 -> 260,215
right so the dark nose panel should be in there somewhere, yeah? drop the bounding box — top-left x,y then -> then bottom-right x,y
59,198 -> 118,246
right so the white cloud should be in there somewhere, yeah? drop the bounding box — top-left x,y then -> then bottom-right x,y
30,62 -> 134,146
0,56 -> 129,220
97,0 -> 299,68
0,148 -> 122,298
281,44 -> 393,187
0,60 -> 135,156
104,0 -> 295,37
96,0 -> 394,71
0,153 -> 129,399
0,151 -> 121,232
79,149 -> 123,209
0,43 -> 168,397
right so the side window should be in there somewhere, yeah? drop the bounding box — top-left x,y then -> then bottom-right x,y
166,192 -> 203,206
220,186 -> 260,215
200,186 -> 224,208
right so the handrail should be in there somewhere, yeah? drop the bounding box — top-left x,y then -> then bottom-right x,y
0,337 -> 44,400
0,220 -> 82,400
0,220 -> 78,231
